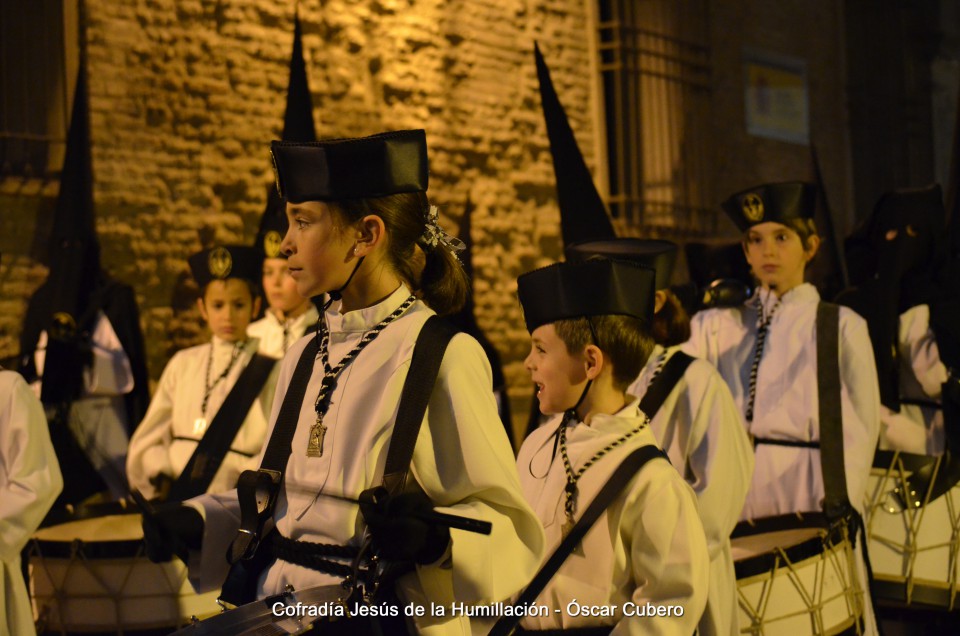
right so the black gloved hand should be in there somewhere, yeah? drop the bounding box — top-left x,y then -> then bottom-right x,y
141,502 -> 204,564
359,487 -> 451,565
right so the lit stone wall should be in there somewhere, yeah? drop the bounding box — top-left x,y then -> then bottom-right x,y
1,0 -> 599,438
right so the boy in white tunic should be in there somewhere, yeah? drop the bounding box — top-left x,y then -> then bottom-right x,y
684,182 -> 881,635
127,245 -> 278,500
515,258 -> 708,635
0,368 -> 63,636
140,130 -> 545,635
567,239 -> 753,636
248,195 -> 319,359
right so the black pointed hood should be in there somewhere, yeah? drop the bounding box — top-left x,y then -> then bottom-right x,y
283,12 -> 316,143
33,64 -> 103,403
257,12 -> 318,259
535,43 -> 616,246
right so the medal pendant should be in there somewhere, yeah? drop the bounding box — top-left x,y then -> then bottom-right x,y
561,518 -> 585,555
193,417 -> 207,434
307,415 -> 327,457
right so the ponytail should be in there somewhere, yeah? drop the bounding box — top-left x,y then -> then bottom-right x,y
332,192 -> 469,316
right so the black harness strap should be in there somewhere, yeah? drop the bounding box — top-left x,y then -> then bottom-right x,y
381,316 -> 457,495
817,302 -> 852,521
167,353 -> 277,502
754,437 -> 820,449
221,316 -> 456,605
637,351 -> 694,422
489,445 -> 668,636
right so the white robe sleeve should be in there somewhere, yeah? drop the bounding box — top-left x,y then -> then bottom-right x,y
404,334 -> 545,613
614,463 -> 709,635
126,352 -> 182,498
682,360 -> 753,559
0,372 -> 63,560
84,311 -> 135,396
839,311 -> 882,513
901,305 -> 948,399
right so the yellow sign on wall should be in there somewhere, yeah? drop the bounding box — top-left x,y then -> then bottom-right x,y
744,52 -> 809,145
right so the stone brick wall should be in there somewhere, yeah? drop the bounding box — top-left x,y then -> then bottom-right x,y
2,0 -> 600,440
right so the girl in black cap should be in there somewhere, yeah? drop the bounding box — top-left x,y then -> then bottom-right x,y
144,130 -> 544,635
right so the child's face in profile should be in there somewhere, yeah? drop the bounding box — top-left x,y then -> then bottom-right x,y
524,323 -> 588,415
262,258 -> 308,316
197,279 -> 260,342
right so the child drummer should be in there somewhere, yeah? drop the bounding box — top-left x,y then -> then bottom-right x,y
126,245 -> 278,501
684,182 -> 881,635
140,129 -> 544,634
566,238 -> 753,636
248,193 -> 319,359
513,257 -> 708,634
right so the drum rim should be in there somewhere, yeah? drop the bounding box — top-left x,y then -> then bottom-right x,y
29,535 -> 149,559
732,512 -> 851,581
872,449 -> 938,472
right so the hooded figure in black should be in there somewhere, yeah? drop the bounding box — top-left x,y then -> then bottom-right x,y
837,185 -> 952,454
18,65 -> 149,505
248,12 -> 320,357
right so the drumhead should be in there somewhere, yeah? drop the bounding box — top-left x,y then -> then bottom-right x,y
731,513 -> 850,581
32,513 -> 147,559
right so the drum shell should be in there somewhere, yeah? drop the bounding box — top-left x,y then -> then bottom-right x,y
29,512 -> 220,633
866,450 -> 960,609
731,514 -> 864,635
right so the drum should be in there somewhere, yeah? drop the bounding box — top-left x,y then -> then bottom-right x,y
29,512 -> 221,633
731,514 -> 864,635
865,450 -> 960,609
170,584 -> 348,636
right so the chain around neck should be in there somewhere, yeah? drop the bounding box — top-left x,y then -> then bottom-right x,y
202,340 -> 245,416
558,409 -> 650,525
312,294 -> 418,422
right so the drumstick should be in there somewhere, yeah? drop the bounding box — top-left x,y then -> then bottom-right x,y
320,491 -> 493,536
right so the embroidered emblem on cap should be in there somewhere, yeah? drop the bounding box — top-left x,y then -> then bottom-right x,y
742,193 -> 764,223
50,312 -> 77,341
264,231 -> 282,258
208,247 -> 233,279
270,150 -> 283,197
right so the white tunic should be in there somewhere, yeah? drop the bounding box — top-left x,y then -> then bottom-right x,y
33,311 -> 133,497
188,286 -> 545,635
0,371 -> 63,636
248,304 -> 320,359
126,337 -> 278,499
627,344 -> 753,636
684,283 -> 881,635
879,304 -> 948,455
516,402 -> 709,635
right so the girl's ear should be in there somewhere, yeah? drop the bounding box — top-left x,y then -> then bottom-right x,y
196,297 -> 208,322
804,234 -> 821,261
583,344 -> 605,381
354,214 -> 387,257
251,296 -> 262,318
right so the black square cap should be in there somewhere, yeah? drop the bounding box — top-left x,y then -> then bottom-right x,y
270,129 -> 428,204
517,258 -> 655,333
721,182 -> 816,232
566,238 -> 677,291
189,245 -> 263,288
